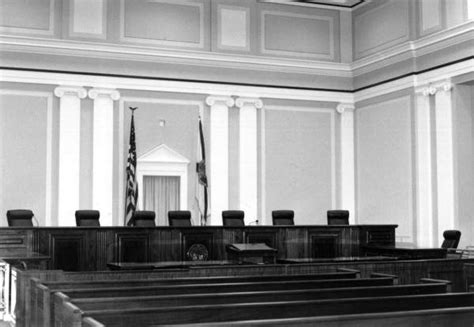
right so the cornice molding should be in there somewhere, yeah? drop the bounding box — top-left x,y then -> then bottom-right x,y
355,59 -> 473,102
352,21 -> 474,76
0,35 -> 351,78
1,69 -> 353,103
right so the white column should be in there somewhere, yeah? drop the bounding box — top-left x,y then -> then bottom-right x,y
88,88 -> 120,226
433,81 -> 455,243
236,97 -> 262,225
337,103 -> 355,223
206,96 -> 234,225
55,86 -> 87,226
415,86 -> 435,247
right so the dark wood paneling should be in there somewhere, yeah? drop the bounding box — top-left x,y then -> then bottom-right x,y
0,225 -> 397,271
309,230 -> 342,258
0,230 -> 29,253
49,233 -> 87,271
115,233 -> 150,263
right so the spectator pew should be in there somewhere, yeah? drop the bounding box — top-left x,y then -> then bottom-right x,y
55,282 -> 449,327
147,307 -> 474,327
19,267 -> 358,327
35,276 -> 393,327
77,293 -> 474,326
30,270 -> 360,327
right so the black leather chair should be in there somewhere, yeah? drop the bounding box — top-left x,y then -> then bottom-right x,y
327,210 -> 349,225
6,209 -> 34,227
272,210 -> 295,226
441,230 -> 461,249
168,210 -> 192,227
132,211 -> 156,227
75,210 -> 100,227
222,210 -> 245,227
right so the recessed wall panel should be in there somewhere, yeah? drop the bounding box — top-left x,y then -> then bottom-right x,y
265,107 -> 334,225
261,10 -> 336,60
70,0 -> 106,38
419,0 -> 443,36
354,0 -> 409,59
356,96 -> 413,243
0,0 -> 54,35
218,5 -> 249,50
121,0 -> 205,48
0,93 -> 49,227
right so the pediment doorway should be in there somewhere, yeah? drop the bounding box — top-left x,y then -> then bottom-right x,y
136,144 -> 190,226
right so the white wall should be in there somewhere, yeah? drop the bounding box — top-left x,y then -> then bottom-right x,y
356,95 -> 414,244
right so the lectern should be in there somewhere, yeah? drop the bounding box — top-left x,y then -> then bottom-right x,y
226,243 -> 277,264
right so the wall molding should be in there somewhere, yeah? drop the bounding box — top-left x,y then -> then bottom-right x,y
0,69 -> 353,103
0,90 -> 53,226
0,35 -> 351,78
355,58 -> 474,102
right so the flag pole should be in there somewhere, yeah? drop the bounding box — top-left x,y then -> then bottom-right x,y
125,107 -> 138,226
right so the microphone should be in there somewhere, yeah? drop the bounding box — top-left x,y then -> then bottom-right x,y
249,219 -> 259,225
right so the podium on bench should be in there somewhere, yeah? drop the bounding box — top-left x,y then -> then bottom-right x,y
226,243 -> 277,264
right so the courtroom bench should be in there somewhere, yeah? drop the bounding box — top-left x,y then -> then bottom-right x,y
34,276 -> 392,327
18,268 -> 358,327
55,282 -> 449,327
78,293 -> 474,326
148,307 -> 474,327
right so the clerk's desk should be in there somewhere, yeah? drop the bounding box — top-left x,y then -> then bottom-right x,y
0,224 -> 397,271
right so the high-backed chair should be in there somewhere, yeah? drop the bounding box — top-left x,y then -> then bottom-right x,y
168,210 -> 192,227
222,210 -> 245,227
441,230 -> 461,249
75,210 -> 100,227
6,209 -> 34,227
132,210 -> 156,227
327,210 -> 349,225
272,210 -> 295,226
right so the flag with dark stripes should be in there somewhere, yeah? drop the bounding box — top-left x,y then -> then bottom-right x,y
125,108 -> 138,226
196,117 -> 209,225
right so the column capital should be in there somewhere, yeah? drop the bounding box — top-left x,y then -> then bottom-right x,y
235,97 -> 263,109
336,103 -> 355,114
206,96 -> 234,107
433,81 -> 453,93
415,85 -> 437,97
54,86 -> 87,99
88,88 -> 121,101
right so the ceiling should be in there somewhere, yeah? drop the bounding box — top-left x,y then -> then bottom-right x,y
257,0 -> 366,9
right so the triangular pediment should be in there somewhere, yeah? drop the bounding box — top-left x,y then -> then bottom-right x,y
138,144 -> 190,164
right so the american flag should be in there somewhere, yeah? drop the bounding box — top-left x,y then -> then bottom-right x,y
125,108 -> 138,226
196,117 -> 208,225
